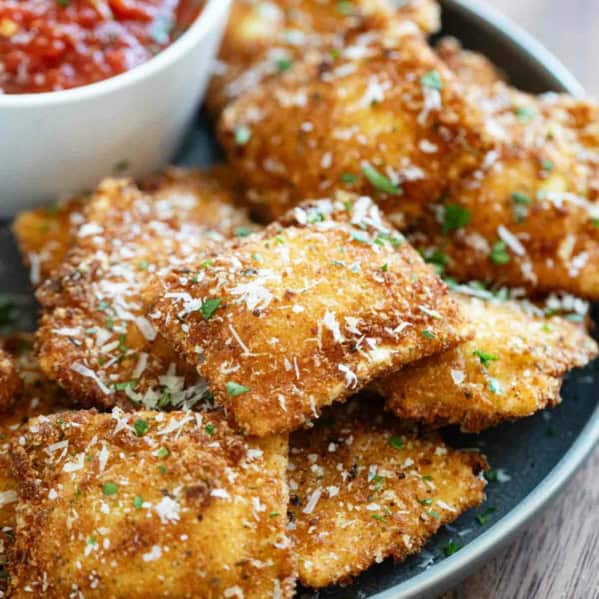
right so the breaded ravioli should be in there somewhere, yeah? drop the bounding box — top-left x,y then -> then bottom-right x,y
36,168 -> 253,411
150,195 -> 467,436
0,347 -> 20,414
8,410 -> 295,598
207,0 -> 440,114
288,401 -> 487,588
219,31 -> 489,222
0,335 -> 68,590
412,40 -> 599,298
12,196 -> 85,285
379,294 -> 598,432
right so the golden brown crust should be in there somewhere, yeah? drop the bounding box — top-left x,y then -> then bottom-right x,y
436,36 -> 505,89
0,334 -> 69,591
12,195 -> 86,286
412,41 -> 599,298
206,0 -> 440,115
150,195 -> 467,436
218,33 -> 490,223
0,346 -> 21,414
289,400 -> 487,587
35,168 -> 254,411
8,410 -> 295,598
379,295 -> 598,432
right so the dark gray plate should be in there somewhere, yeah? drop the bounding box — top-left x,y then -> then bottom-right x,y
1,1 -> 596,598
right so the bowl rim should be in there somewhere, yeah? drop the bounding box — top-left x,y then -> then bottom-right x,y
0,0 -> 232,108
371,1 -> 596,597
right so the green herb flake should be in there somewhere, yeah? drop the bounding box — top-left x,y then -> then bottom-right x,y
380,263 -> 389,272
157,447 -> 170,459
490,240 -> 510,265
515,106 -> 536,123
336,0 -> 353,15
421,70 -> 443,91
476,507 -> 497,526
362,164 -> 402,196
444,539 -> 462,556
200,298 -> 222,321
541,159 -> 554,172
427,510 -> 440,520
592,218 -> 599,228
226,381 -> 250,396
205,423 -> 215,435
234,124 -> 251,146
133,419 -> 150,437
158,464 -> 167,475
488,377 -> 503,395
235,227 -> 251,238
421,329 -> 435,340
133,495 -> 144,509
388,435 -> 404,450
269,512 -> 280,518
56,0 -> 69,7
276,57 -> 293,72
371,513 -> 385,521
114,380 -> 137,391
340,172 -> 358,184
417,498 -> 433,506
442,204 -> 471,233
87,536 -> 97,546
472,350 -> 499,368
102,482 -> 118,496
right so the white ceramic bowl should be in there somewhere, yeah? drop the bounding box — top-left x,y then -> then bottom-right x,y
0,0 -> 232,218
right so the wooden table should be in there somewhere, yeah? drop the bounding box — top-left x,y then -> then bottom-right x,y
442,2 -> 599,598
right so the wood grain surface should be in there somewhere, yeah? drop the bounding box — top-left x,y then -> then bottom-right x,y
441,2 -> 599,598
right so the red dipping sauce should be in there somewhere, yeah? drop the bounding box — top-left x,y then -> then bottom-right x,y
0,0 -> 204,94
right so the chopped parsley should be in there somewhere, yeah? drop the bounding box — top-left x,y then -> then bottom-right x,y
417,498 -> 433,506
234,124 -> 251,145
512,191 -> 531,222
362,164 -> 401,195
473,350 -> 499,368
442,204 -> 471,233
541,159 -> 554,172
134,419 -> 149,437
421,329 -> 435,340
276,57 -> 293,72
340,172 -> 358,184
444,539 -> 462,556
114,380 -> 137,391
336,0 -> 354,15
488,377 -> 503,395
226,381 -> 250,396
490,241 -> 510,265
133,496 -> 144,509
422,248 -> 449,275
235,227 -> 251,238
380,263 -> 389,272
421,70 -> 443,91
592,218 -> 599,228
200,298 -> 222,321
371,513 -> 386,521
514,106 -> 536,123
157,447 -> 170,459
388,435 -> 404,450
205,423 -> 215,435
476,507 -> 497,526
427,510 -> 440,519
102,482 -> 118,496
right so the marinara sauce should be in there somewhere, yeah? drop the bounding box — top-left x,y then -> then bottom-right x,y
0,0 -> 203,94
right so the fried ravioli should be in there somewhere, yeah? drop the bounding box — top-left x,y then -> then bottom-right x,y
8,410 -> 295,598
150,195 -> 467,436
219,32 -> 489,223
207,0 -> 440,114
12,196 -> 85,286
412,39 -> 599,298
288,401 -> 487,588
0,335 -> 68,591
36,168 -> 253,411
378,294 -> 598,432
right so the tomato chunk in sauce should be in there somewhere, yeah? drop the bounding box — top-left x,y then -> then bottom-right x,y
0,0 -> 203,94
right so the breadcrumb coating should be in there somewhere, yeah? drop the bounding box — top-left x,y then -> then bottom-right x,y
379,294 -> 598,432
289,401 -> 487,587
150,194 -> 467,436
8,410 -> 295,598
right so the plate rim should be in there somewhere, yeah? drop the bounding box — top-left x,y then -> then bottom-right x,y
372,1 -> 597,597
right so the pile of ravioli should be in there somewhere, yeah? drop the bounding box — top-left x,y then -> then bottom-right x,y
1,1 -> 599,597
